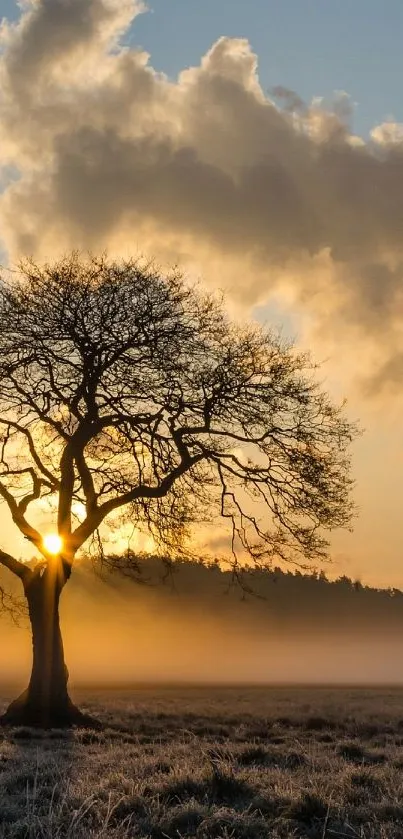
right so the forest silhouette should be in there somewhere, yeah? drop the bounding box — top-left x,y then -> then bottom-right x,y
96,555 -> 403,635
3,554 -> 403,688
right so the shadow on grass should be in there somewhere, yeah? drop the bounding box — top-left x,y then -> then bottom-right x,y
0,726 -> 77,833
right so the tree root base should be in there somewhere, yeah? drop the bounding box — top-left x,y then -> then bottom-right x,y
0,690 -> 102,730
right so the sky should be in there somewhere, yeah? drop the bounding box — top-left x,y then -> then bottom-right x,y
0,1 -> 403,587
130,0 -> 403,139
2,1 -> 403,137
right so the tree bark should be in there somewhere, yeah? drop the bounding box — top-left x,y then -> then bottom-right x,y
1,564 -> 99,728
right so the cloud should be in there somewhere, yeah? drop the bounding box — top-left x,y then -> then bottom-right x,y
0,1 -> 403,390
1,0 -> 145,84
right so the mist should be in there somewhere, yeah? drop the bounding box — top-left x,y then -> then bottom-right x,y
2,559 -> 403,688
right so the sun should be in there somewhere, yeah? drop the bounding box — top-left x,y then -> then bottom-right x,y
43,534 -> 63,555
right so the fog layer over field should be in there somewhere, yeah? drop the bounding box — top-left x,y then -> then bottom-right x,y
1,560 -> 403,687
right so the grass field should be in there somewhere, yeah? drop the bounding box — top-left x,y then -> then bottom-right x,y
1,686 -> 403,837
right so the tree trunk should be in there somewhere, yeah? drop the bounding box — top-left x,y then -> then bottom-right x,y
1,564 -> 99,729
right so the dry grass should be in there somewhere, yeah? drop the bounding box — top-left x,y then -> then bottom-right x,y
1,686 -> 403,837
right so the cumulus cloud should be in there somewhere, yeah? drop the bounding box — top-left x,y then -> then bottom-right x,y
0,0 -> 403,390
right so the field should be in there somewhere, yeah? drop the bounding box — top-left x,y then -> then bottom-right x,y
1,687 -> 403,838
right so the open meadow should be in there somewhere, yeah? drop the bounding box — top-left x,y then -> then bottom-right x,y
1,686 -> 403,838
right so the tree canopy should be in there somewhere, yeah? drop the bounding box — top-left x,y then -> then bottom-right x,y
0,253 -> 356,584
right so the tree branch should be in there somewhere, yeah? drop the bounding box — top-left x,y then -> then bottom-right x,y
0,479 -> 43,548
0,549 -> 32,581
0,419 -> 60,488
74,447 -> 97,515
57,444 -> 75,537
71,451 -> 204,550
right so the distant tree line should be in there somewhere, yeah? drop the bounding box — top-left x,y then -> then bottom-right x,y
93,553 -> 403,634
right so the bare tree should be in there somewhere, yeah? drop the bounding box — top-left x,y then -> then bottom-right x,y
0,254 -> 357,727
